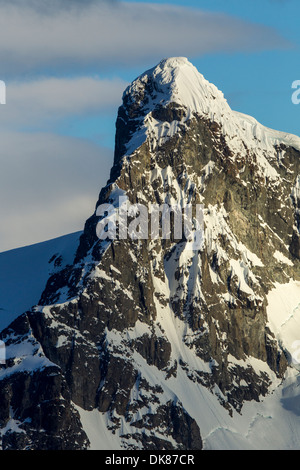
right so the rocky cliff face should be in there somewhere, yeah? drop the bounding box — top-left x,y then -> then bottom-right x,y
1,57 -> 300,450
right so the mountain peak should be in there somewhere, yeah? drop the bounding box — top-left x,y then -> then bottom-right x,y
156,56 -> 190,69
114,57 -> 230,164
123,56 -> 229,121
150,56 -> 228,108
116,57 -> 300,180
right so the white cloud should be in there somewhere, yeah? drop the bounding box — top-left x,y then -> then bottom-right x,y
0,131 -> 113,251
1,76 -> 128,128
0,75 -> 127,253
0,1 -> 291,77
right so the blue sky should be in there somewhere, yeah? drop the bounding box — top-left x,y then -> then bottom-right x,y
70,0 -> 300,145
93,0 -> 300,143
0,0 -> 299,251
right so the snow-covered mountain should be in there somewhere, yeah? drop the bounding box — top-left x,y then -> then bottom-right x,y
1,57 -> 300,450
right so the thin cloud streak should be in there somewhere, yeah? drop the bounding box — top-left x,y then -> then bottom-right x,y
0,1 -> 292,77
0,77 -> 128,129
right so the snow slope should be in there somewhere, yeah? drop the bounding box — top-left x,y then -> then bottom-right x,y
75,367 -> 300,450
0,231 -> 81,331
267,280 -> 300,369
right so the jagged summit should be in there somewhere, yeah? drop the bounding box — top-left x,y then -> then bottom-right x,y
115,56 -> 230,161
124,56 -> 230,120
116,57 -> 300,181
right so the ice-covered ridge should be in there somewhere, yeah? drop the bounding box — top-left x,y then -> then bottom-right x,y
123,57 -> 300,179
233,111 -> 300,153
124,57 -> 231,121
146,57 -> 229,118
